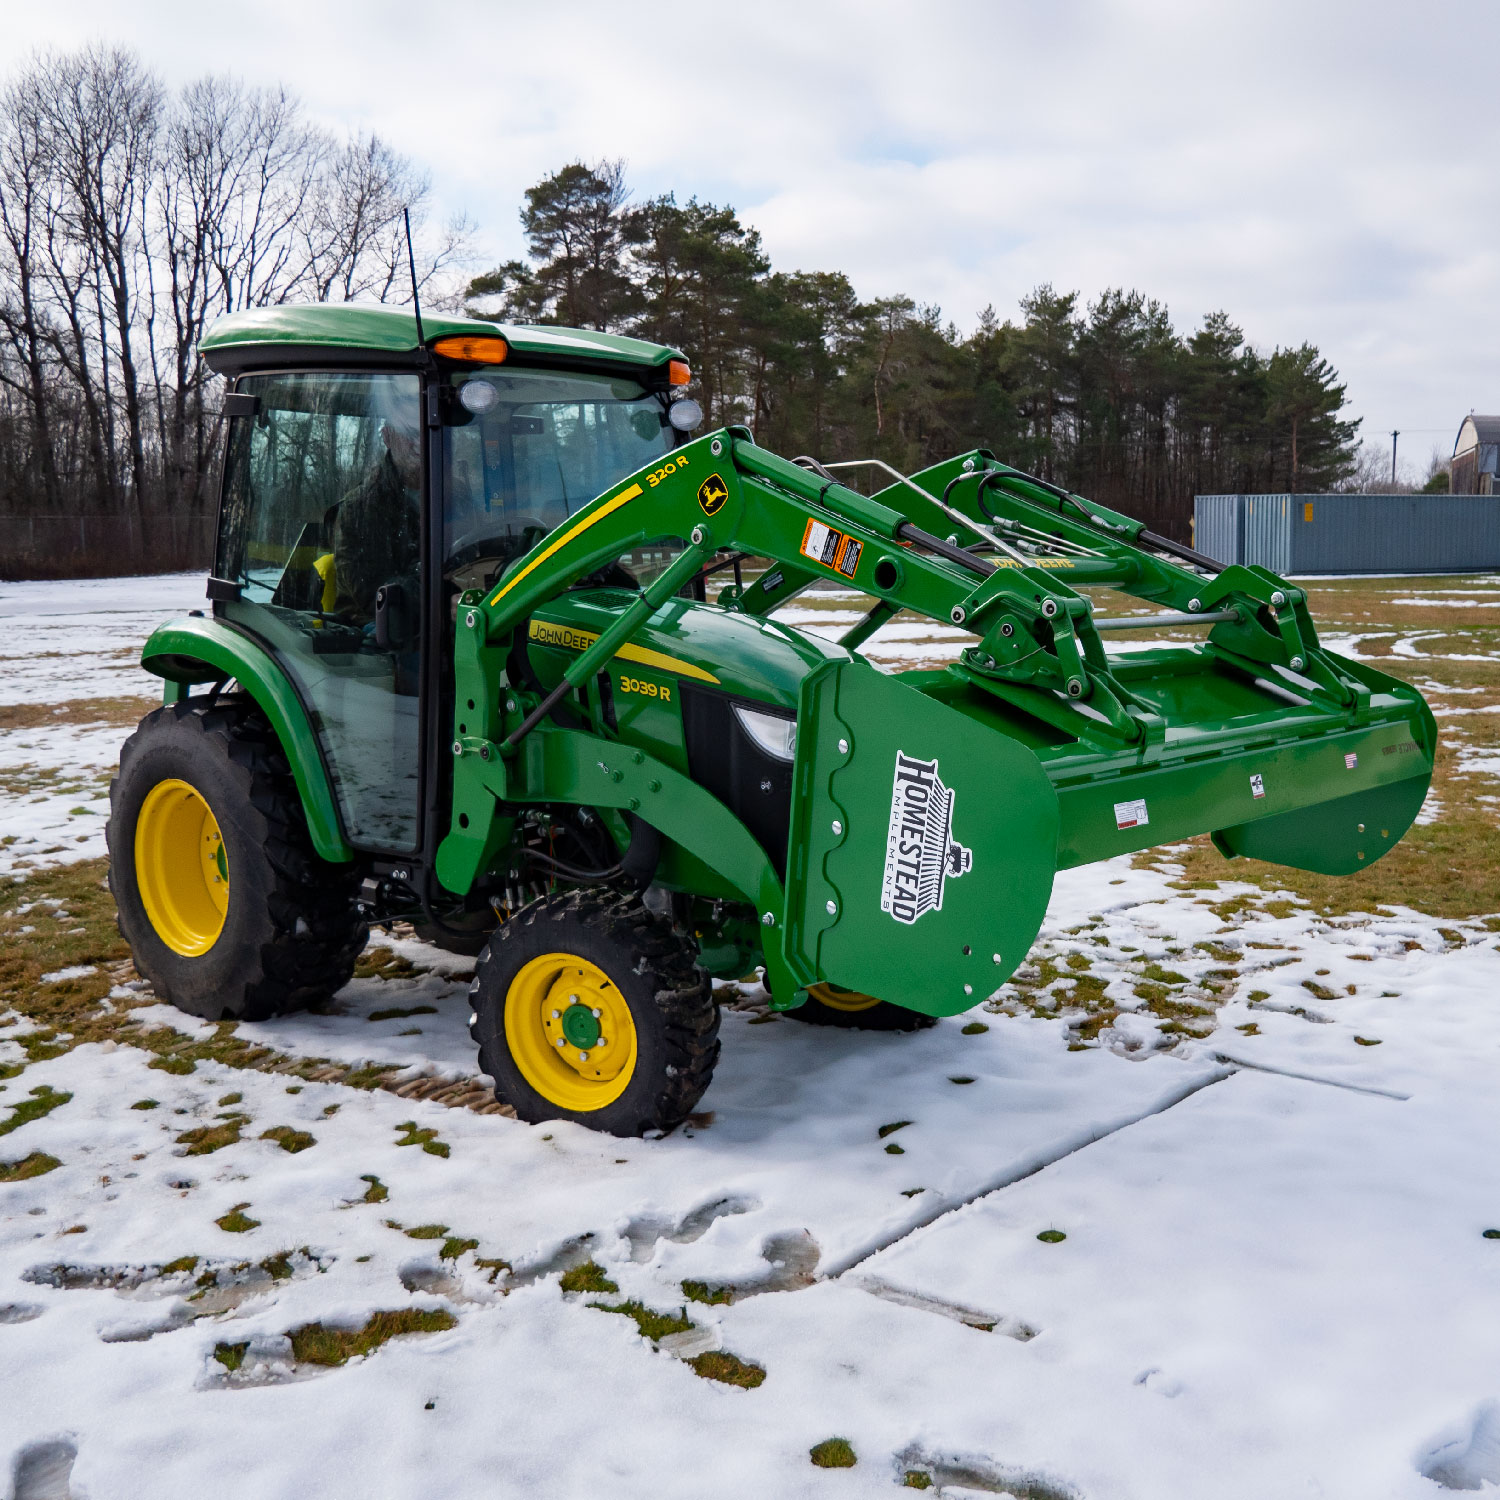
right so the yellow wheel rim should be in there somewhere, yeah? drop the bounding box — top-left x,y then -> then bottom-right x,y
134,778 -> 230,957
504,953 -> 638,1112
808,982 -> 883,1014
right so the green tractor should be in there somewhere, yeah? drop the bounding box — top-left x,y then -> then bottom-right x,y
108,305 -> 1435,1136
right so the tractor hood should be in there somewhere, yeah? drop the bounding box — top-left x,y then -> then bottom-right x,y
528,590 -> 845,714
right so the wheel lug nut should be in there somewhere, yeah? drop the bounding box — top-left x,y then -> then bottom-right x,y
550,1009 -> 560,1019
591,1008 -> 601,1017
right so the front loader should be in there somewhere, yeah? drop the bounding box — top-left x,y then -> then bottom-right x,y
109,305 -> 1435,1136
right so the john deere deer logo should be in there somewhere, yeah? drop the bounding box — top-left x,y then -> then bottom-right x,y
697,474 -> 728,516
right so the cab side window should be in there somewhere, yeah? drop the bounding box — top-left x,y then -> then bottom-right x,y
216,371 -> 424,853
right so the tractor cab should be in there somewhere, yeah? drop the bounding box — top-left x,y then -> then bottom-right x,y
196,307 -> 698,859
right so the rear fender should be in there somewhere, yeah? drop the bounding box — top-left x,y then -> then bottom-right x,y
141,617 -> 352,863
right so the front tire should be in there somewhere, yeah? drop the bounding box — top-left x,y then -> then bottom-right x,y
470,892 -> 719,1136
107,698 -> 366,1021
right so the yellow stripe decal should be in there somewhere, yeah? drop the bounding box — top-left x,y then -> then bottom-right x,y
528,619 -> 720,685
487,483 -> 644,606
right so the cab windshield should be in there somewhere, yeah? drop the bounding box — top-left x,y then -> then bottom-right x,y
443,366 -> 676,587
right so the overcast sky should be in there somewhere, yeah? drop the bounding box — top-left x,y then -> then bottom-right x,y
4,0 -> 1495,477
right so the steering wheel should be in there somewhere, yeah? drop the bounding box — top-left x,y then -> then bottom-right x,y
446,520 -> 549,573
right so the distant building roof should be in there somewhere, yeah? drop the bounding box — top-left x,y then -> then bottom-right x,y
1454,415 -> 1500,456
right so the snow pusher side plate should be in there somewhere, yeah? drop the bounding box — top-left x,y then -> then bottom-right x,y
784,659 -> 1060,1018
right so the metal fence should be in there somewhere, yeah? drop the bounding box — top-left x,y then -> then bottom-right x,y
0,513 -> 214,580
1193,494 -> 1500,575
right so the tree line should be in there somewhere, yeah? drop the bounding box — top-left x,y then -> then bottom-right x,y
0,43 -> 464,544
470,161 -> 1361,537
0,48 -> 1360,563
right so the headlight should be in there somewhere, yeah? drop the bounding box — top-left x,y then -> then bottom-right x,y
732,704 -> 796,762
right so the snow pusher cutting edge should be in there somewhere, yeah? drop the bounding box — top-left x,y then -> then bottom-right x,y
438,428 -> 1434,1018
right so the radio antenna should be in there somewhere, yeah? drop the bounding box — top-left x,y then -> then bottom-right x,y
403,206 -> 426,353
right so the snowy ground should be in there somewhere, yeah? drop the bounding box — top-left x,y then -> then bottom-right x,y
2,573 -> 1499,1499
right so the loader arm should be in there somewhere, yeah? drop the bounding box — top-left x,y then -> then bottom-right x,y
437,426 -> 1434,1018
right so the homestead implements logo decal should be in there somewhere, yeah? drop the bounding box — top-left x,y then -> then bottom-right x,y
697,473 -> 729,515
881,752 -> 973,925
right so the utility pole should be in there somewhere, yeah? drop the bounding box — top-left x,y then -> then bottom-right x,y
1390,430 -> 1400,487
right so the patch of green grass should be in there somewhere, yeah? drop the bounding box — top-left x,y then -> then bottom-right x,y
590,1299 -> 694,1342
961,1021 -> 989,1034
395,1121 -> 449,1158
288,1308 -> 457,1366
1037,1229 -> 1066,1243
688,1350 -> 765,1388
948,1076 -> 975,1085
150,1055 -> 196,1075
353,947 -> 423,981
260,1126 -> 315,1154
404,1224 -> 448,1240
884,1142 -> 905,1155
1354,1036 -> 1382,1046
1483,1229 -> 1500,1241
130,1098 -> 158,1110
810,1438 -> 856,1468
0,1084 -> 72,1137
217,1092 -> 242,1106
213,1341 -> 248,1372
259,1251 -> 297,1282
0,1151 -> 60,1181
903,1472 -> 934,1489
216,1204 -> 260,1234
682,1279 -> 733,1306
475,1258 -> 510,1282
359,1174 -> 388,1204
559,1260 -> 618,1295
368,1005 -> 438,1023
440,1236 -> 479,1261
160,1255 -> 199,1275
878,1121 -> 911,1139
176,1115 -> 249,1155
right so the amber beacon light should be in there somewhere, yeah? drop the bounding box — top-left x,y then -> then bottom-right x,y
431,334 -> 510,364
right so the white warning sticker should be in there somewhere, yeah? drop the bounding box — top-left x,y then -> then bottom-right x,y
1250,773 -> 1265,799
1114,797 -> 1149,830
801,519 -> 841,568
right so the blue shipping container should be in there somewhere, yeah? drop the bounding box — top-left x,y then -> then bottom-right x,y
1192,494 -> 1500,574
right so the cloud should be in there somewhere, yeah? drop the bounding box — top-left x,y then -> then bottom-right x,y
3,0 -> 1496,450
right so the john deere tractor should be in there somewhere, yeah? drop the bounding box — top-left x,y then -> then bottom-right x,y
108,305 -> 1435,1136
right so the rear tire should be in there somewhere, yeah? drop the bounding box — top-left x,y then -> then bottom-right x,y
785,983 -> 938,1032
107,698 -> 366,1021
470,891 -> 718,1136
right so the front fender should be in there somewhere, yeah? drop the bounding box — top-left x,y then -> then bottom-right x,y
141,617 -> 353,863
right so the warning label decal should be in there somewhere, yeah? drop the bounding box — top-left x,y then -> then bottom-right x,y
800,518 -> 862,580
1114,797 -> 1149,830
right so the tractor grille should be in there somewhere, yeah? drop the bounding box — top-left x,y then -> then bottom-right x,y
679,686 -> 795,880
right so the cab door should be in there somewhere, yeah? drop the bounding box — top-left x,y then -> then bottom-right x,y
213,370 -> 425,854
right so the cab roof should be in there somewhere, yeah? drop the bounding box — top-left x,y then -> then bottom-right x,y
198,304 -> 683,374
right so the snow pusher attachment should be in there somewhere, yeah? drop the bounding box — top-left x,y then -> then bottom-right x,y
439,426 -> 1434,1020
